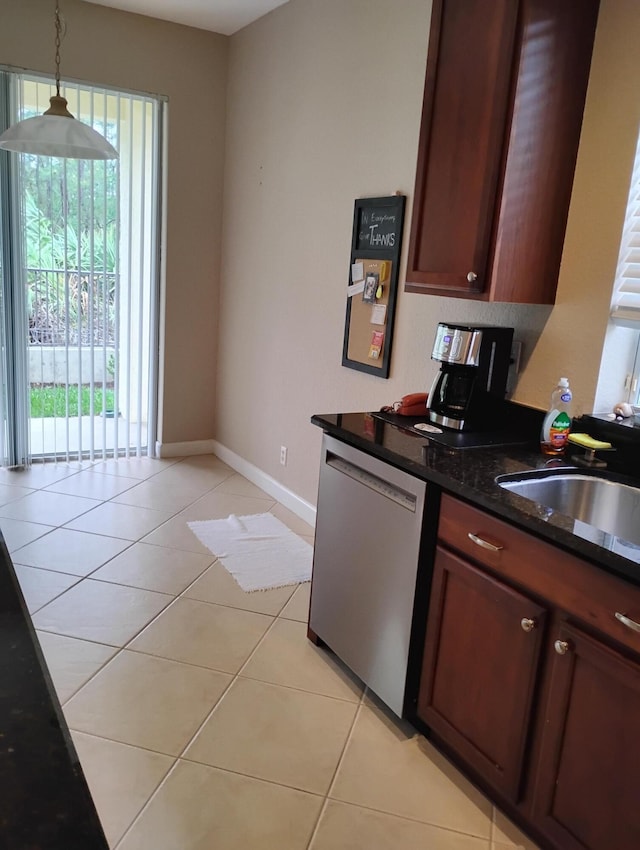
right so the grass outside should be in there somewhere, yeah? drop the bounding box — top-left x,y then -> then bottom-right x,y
30,385 -> 116,418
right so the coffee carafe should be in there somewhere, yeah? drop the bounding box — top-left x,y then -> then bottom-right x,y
428,323 -> 514,431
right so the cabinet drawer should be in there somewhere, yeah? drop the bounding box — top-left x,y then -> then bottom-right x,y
439,493 -> 640,657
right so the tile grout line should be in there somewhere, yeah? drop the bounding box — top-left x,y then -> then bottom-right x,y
50,461 -> 245,755
69,511 -> 291,769
23,466 -> 271,651
18,460 -> 192,848
108,592 -> 320,849
303,698 -> 366,850
2,455 -> 208,555
15,457 -> 383,848
324,700 -> 364,802
23,459 -> 518,847
304,796 -> 331,850
158,586 -> 321,776
168,613 -> 284,763
68,726 -> 178,762
110,756 -> 181,850
44,496 -> 305,721
58,645 -> 119,708
47,496 -> 213,708
26,576 -> 84,616
309,794 -> 498,846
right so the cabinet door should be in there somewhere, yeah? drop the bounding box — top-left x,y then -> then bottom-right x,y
417,546 -> 546,800
406,0 -> 519,295
531,623 -> 640,850
406,0 -> 599,303
488,0 -> 600,303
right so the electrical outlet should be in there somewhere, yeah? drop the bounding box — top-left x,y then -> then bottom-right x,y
280,445 -> 288,466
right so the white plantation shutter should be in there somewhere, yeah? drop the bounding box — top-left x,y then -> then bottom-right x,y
611,128 -> 640,326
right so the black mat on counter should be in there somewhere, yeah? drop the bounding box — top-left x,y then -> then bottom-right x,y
371,410 -> 536,450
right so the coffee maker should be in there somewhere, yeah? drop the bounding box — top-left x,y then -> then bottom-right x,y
428,323 -> 514,431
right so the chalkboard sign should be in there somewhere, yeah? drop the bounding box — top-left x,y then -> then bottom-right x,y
342,194 -> 406,378
356,204 -> 402,251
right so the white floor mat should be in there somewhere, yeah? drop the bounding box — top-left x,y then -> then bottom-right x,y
187,513 -> 313,592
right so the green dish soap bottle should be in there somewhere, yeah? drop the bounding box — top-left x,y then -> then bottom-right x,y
540,377 -> 572,456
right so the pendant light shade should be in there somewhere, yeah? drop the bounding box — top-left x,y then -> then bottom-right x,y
0,3 -> 118,160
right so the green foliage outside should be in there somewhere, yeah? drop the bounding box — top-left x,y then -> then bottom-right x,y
24,192 -> 118,274
21,152 -> 118,346
30,385 -> 115,418
21,152 -> 118,273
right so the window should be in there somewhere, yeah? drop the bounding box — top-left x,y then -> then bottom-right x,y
594,123 -> 640,413
610,127 -> 640,327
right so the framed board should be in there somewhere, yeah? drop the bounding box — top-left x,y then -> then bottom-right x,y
342,194 -> 406,378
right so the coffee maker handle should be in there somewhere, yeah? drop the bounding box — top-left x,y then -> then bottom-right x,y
428,370 -> 442,409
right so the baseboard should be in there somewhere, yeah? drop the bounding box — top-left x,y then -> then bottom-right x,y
155,439 -> 217,458
211,440 -> 316,528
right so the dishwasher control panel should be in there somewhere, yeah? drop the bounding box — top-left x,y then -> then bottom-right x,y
326,454 -> 417,512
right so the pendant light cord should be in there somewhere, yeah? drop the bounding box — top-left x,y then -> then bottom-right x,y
54,2 -> 62,99
44,2 -> 73,119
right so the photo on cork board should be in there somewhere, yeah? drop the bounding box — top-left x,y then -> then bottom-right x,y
363,272 -> 379,304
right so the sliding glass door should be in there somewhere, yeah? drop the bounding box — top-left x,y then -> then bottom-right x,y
0,69 -> 162,465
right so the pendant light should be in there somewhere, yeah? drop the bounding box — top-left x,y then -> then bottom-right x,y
0,2 -> 118,160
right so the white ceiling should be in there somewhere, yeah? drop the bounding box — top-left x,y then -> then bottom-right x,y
81,0 -> 290,36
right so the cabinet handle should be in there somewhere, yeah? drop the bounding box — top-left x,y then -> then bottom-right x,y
467,271 -> 478,283
467,532 -> 503,552
554,639 -> 571,655
520,618 -> 536,632
615,612 -> 640,633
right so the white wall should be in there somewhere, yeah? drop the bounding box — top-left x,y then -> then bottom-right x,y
218,0 -> 640,505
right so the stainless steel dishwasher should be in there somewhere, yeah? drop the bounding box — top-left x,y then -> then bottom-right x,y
309,434 -> 427,716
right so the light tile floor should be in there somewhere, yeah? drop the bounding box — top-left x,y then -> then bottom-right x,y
3,454 -> 541,849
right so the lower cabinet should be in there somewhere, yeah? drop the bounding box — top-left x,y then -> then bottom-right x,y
418,546 -> 546,801
417,493 -> 640,850
530,623 -> 640,850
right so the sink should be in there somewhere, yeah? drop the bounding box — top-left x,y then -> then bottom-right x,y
495,468 -> 640,546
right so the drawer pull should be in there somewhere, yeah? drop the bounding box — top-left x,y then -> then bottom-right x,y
467,532 -> 503,552
615,612 -> 640,633
520,617 -> 536,632
554,639 -> 571,655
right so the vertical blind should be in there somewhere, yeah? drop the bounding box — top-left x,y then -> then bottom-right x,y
610,126 -> 640,326
0,72 -> 30,468
0,70 -> 162,464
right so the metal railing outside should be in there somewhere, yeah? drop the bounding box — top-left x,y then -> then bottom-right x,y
27,266 -> 117,347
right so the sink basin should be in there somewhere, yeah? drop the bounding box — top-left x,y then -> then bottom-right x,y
495,468 -> 640,546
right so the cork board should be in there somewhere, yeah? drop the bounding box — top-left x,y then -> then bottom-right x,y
346,258 -> 392,368
342,195 -> 406,378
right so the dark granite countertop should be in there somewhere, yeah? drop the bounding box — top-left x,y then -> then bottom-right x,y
0,533 -> 109,849
311,411 -> 640,589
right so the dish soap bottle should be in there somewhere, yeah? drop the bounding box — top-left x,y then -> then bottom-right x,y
540,377 -> 572,455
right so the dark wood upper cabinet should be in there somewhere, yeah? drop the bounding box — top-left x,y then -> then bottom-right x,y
406,0 -> 600,303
